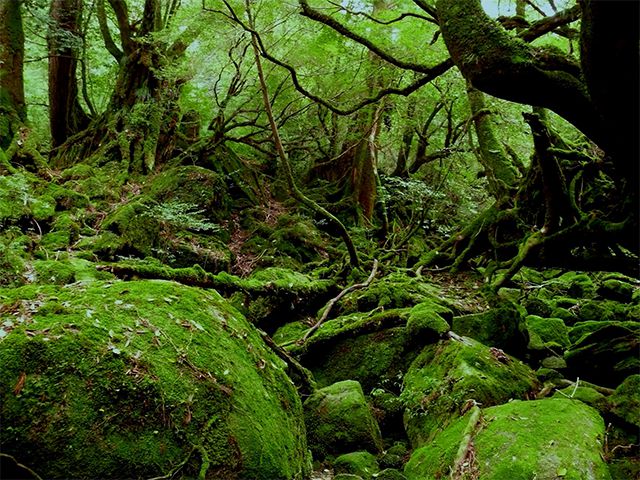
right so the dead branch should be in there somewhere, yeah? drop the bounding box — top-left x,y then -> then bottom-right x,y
301,259 -> 379,343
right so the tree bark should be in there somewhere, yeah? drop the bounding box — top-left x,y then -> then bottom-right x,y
466,82 -> 517,200
435,0 -> 603,150
0,0 -> 26,150
48,0 -> 91,148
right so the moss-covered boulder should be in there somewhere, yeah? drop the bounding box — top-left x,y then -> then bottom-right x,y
0,280 -> 309,479
375,468 -> 407,480
565,322 -> 640,387
553,385 -> 609,413
336,272 -> 446,317
609,375 -> 640,427
333,451 -> 379,478
406,300 -> 451,339
303,380 -> 383,459
401,337 -> 537,447
597,279 -> 635,303
404,399 -> 611,480
295,309 -> 416,391
145,166 -> 229,221
523,315 -> 570,353
574,299 -> 628,323
452,301 -> 526,353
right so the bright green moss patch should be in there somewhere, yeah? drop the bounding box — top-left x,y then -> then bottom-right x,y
401,337 -> 537,447
0,280 -> 309,479
452,301 -> 525,353
523,315 -> 570,351
406,300 -> 451,338
609,375 -> 640,427
333,451 -> 379,478
405,399 -> 610,480
474,399 -> 610,480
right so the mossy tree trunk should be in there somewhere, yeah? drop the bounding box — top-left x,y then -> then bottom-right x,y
51,0 -> 195,175
48,0 -> 91,148
466,82 -> 517,200
0,0 -> 26,152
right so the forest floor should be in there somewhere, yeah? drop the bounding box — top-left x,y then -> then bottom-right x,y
0,162 -> 638,480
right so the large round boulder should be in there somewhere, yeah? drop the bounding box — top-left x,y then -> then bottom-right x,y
0,280 -> 309,479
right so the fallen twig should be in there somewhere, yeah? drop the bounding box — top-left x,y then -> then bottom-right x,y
300,259 -> 379,343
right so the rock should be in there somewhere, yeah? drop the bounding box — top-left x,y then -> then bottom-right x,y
522,296 -> 553,318
370,389 -> 405,440
553,385 -> 609,413
304,380 -> 383,459
0,281 -> 309,479
378,451 -> 403,470
565,322 -> 640,387
523,315 -> 570,353
401,337 -> 537,447
241,267 -> 336,331
609,375 -> 640,427
540,355 -> 567,369
405,300 -> 451,339
452,301 -> 526,354
598,279 -> 635,303
337,272 -> 447,316
273,321 -> 308,344
296,309 -> 418,392
574,299 -> 628,323
404,399 -> 611,480
556,272 -> 596,297
333,451 -> 379,478
374,468 -> 407,480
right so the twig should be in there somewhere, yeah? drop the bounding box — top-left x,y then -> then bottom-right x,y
300,260 -> 379,343
0,453 -> 44,480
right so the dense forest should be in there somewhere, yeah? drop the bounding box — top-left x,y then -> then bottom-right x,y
0,0 -> 638,479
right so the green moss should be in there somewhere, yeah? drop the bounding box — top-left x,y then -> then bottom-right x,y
0,280 -> 309,479
0,173 -> 55,226
565,322 -> 640,387
406,300 -> 451,339
598,279 -> 635,303
273,321 -> 309,345
405,399 -> 610,480
375,468 -> 407,480
575,299 -> 628,323
338,272 -> 446,316
31,258 -> 113,285
304,380 -> 383,459
0,229 -> 30,286
334,451 -> 379,478
553,386 -> 609,412
476,399 -> 610,480
404,409 -> 471,480
452,301 -> 525,353
609,375 -> 640,427
145,166 -> 228,223
298,310 -> 416,392
401,337 -> 537,447
523,315 -> 570,351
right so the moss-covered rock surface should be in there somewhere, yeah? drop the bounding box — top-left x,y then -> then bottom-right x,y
0,280 -> 309,479
405,398 -> 611,480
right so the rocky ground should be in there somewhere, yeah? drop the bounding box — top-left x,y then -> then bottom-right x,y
0,164 -> 638,479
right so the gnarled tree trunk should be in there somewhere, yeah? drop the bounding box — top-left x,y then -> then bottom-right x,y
0,0 -> 25,151
48,0 -> 91,148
